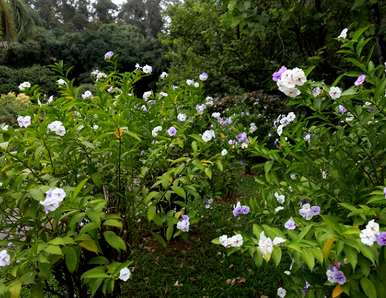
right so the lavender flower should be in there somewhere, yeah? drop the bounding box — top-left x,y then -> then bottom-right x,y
236,132 -> 248,144
167,127 -> 177,137
338,105 -> 347,114
284,218 -> 296,230
326,265 -> 346,285
299,203 -> 320,220
303,281 -> 311,295
176,215 -> 190,232
199,72 -> 208,81
232,202 -> 250,217
384,187 -> 386,198
377,232 -> 386,246
104,51 -> 114,60
354,74 -> 366,86
272,66 -> 287,82
312,87 -> 321,97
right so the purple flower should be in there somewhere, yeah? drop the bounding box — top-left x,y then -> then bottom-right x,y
303,281 -> 311,295
338,105 -> 347,114
177,215 -> 190,232
326,266 -> 346,285
377,232 -> 386,246
284,218 -> 296,230
236,132 -> 248,144
354,74 -> 366,86
232,202 -> 250,217
312,87 -> 321,97
104,51 -> 114,60
272,66 -> 287,82
310,205 -> 320,216
384,187 -> 386,198
167,127 -> 177,137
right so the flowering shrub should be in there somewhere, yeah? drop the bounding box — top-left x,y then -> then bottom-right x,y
213,28 -> 386,297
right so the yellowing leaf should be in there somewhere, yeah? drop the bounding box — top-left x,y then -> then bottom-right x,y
323,238 -> 335,258
79,240 -> 99,253
332,284 -> 343,298
9,280 -> 22,298
114,128 -> 125,140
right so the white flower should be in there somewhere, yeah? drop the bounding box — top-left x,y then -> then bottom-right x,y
40,188 -> 66,213
142,91 -> 152,101
212,112 -> 221,119
48,121 -> 66,136
47,96 -> 54,104
17,116 -> 31,128
274,206 -> 284,213
249,123 -> 257,133
202,130 -> 215,142
360,220 -> 380,246
141,105 -> 148,112
92,124 -> 99,130
177,113 -> 187,122
186,79 -> 194,86
160,72 -> 168,79
278,85 -> 301,97
277,287 -> 287,298
241,142 -> 248,149
142,64 -> 152,74
345,112 -> 354,122
277,125 -> 283,136
196,104 -> 206,114
152,126 -> 162,137
279,69 -> 296,88
329,87 -> 342,100
291,68 -> 307,86
159,92 -> 168,97
219,235 -> 229,247
81,90 -> 92,100
338,28 -> 348,39
221,149 -> 228,156
274,192 -> 285,204
119,267 -> 132,282
0,123 -> 9,131
0,250 -> 10,267
258,232 -> 273,259
304,133 -> 311,142
96,72 -> 107,81
18,81 -> 31,91
194,82 -> 199,88
57,79 -> 67,86
205,96 -> 214,106
227,234 -> 243,247
273,237 -> 286,245
199,72 -> 208,81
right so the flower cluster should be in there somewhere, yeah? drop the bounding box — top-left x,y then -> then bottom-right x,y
326,264 -> 346,285
219,234 -> 243,248
274,112 -> 296,136
40,188 -> 66,213
360,219 -> 386,246
232,202 -> 250,217
48,121 -> 66,136
273,66 -> 306,97
176,215 -> 190,232
91,69 -> 107,81
299,203 -> 320,220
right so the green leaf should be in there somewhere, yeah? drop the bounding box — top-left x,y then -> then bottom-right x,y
81,267 -> 109,279
44,245 -> 63,256
147,205 -> 156,221
103,231 -> 126,251
71,178 -> 88,201
302,249 -> 315,270
204,167 -> 212,179
166,224 -> 174,241
172,185 -> 186,199
272,247 -> 282,266
360,277 -> 377,298
9,280 -> 22,298
344,246 -> 358,270
103,219 -> 122,229
63,246 -> 79,273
